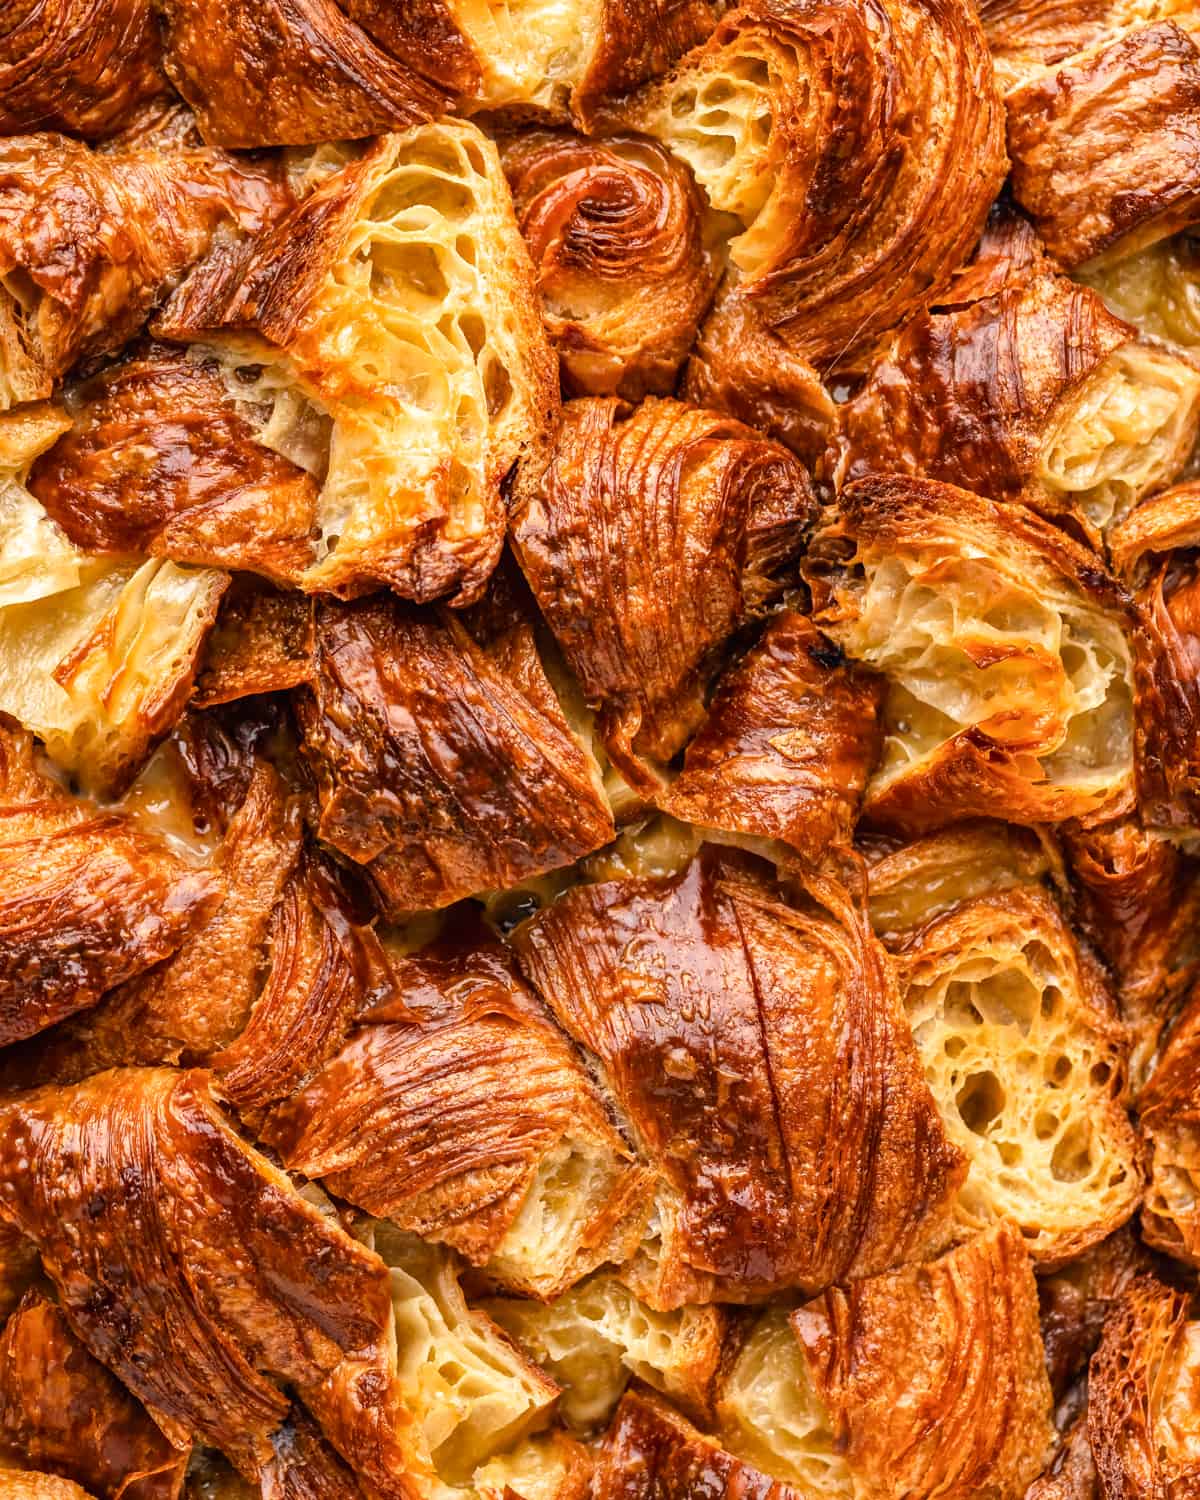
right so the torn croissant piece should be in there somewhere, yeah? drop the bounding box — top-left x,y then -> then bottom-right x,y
1006,16 -> 1200,270
0,1068 -> 430,1497
1086,1274 -> 1200,1496
193,578 -> 316,709
830,265 -> 1200,541
662,611 -> 884,864
511,397 -> 815,790
1136,979 -> 1200,1263
0,133 -> 289,411
512,848 -> 965,1308
1079,228 -> 1200,354
790,1223 -> 1056,1500
153,0 -> 451,149
806,476 -> 1139,831
0,1291 -> 189,1500
893,885 -> 1143,1264
499,129 -> 720,399
1037,1226 -> 1153,1404
259,920 -> 654,1300
482,1273 -> 726,1433
0,0 -> 166,141
592,1387 -> 804,1500
472,1430 -> 594,1500
27,343 -> 319,585
158,121 -> 558,605
0,716 -> 217,1051
604,0 -> 1006,370
0,1477 -> 97,1499
296,593 -> 614,915
979,0 -> 1193,95
1062,818 -> 1200,1089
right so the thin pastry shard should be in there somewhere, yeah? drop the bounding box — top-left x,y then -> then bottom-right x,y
831,267 -> 1200,541
513,848 -> 965,1308
606,0 -> 1006,368
806,476 -> 1139,831
153,0 -> 450,149
296,594 -> 614,914
0,0 -> 166,141
0,134 -> 288,411
500,129 -> 720,399
1006,17 -> 1200,269
511,397 -> 815,790
0,1291 -> 189,1500
0,1068 -> 429,1497
894,886 -> 1143,1263
0,717 -> 217,1050
159,122 -> 558,604
260,921 -> 653,1299
483,1273 -> 726,1432
792,1223 -> 1056,1500
28,344 -> 319,586
663,612 -> 884,863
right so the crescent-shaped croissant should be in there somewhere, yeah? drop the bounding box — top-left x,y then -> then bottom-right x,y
512,848 -> 964,1308
806,475 -> 1139,831
159,121 -> 558,605
500,129 -> 720,400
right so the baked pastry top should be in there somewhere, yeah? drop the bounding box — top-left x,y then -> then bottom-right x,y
3,2 -> 1200,1497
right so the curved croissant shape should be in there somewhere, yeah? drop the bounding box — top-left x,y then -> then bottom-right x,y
513,848 -> 965,1308
0,718 -> 217,1050
295,594 -> 615,915
791,1224 -> 1055,1500
1080,229 -> 1200,353
159,122 -> 558,604
0,1291 -> 188,1499
154,0 -> 450,149
512,397 -> 815,789
0,134 -> 288,412
0,0 -> 166,140
1006,16 -> 1200,270
0,1068 -> 428,1496
831,266 -> 1200,542
1087,1275 -> 1200,1497
1136,982 -> 1200,1263
483,1273 -> 726,1433
979,0 -> 1193,94
806,476 -> 1139,831
261,921 -> 653,1300
500,129 -> 720,399
606,0 -> 1006,369
28,343 -> 319,585
894,887 -> 1143,1264
663,611 -> 884,864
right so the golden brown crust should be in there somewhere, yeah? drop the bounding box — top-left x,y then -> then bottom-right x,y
500,129 -> 720,400
980,0 -> 1192,94
792,1223 -> 1055,1500
0,1475 -> 98,1499
1137,981 -> 1200,1263
0,1068 -> 428,1496
662,611 -> 884,863
513,848 -> 965,1306
1025,1414 -> 1099,1500
512,396 -> 815,790
0,0 -> 167,141
193,580 -> 316,709
0,1291 -> 188,1500
295,594 -> 615,916
1006,18 -> 1200,270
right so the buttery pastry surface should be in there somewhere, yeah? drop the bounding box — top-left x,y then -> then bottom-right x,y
5,4 -> 1200,1499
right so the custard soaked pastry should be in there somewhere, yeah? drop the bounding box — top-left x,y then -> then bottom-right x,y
7,4 -> 1200,1497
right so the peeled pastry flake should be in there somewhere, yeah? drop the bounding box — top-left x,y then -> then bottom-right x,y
0,0 -> 165,140
607,0 -> 1006,369
159,121 -> 558,605
483,1273 -> 726,1433
261,922 -> 653,1299
0,1477 -> 98,1500
500,129 -> 720,399
806,475 -> 1138,830
0,133 -> 288,411
513,848 -> 964,1307
511,396 -> 815,789
895,887 -> 1143,1263
0,404 -> 81,611
295,594 -> 615,914
792,1223 -> 1055,1500
1006,17 -> 1200,270
0,1068 -> 429,1497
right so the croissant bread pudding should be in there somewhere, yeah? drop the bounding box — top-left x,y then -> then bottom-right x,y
11,0 -> 1200,1496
